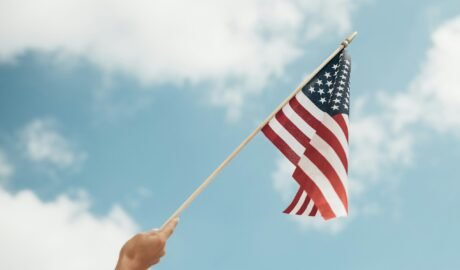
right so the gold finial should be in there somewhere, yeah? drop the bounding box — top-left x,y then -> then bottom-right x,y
341,31 -> 358,48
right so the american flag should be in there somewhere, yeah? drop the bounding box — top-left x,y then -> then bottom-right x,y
262,49 -> 351,220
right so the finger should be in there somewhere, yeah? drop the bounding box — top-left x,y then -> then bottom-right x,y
151,259 -> 160,266
159,250 -> 166,257
159,217 -> 179,239
146,228 -> 160,236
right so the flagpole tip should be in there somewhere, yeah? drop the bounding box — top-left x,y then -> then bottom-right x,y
341,31 -> 358,48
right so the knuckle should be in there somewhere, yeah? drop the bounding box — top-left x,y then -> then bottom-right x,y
157,236 -> 166,246
133,233 -> 145,241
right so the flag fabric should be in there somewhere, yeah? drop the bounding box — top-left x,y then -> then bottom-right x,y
262,49 -> 351,220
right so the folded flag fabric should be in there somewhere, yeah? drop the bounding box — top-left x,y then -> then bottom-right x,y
262,49 -> 351,220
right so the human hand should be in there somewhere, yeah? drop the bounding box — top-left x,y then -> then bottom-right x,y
115,218 -> 179,270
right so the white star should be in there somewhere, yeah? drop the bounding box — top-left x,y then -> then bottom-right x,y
333,98 -> 340,103
308,86 -> 315,93
332,64 -> 339,70
334,71 -> 338,76
324,72 -> 331,79
340,74 -> 347,80
339,80 -> 345,85
332,105 -> 339,110
336,92 -> 343,97
343,104 -> 348,109
328,88 -> 333,94
318,88 -> 325,95
326,81 -> 333,87
345,59 -> 350,65
338,86 -> 344,91
342,69 -> 348,74
344,65 -> 349,70
316,79 -> 323,86
319,97 -> 326,104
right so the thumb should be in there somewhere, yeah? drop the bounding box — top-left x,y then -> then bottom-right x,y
159,217 -> 179,239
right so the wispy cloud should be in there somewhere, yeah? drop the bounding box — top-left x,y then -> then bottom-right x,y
387,15 -> 460,134
270,14 -> 460,233
0,0 -> 355,119
20,118 -> 86,169
125,186 -> 153,209
0,187 -> 137,270
0,150 -> 13,184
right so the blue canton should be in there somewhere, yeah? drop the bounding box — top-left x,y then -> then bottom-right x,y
301,49 -> 351,116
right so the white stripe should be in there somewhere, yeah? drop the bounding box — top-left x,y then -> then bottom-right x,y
283,101 -> 348,179
295,92 -> 323,121
324,117 -> 348,159
343,115 -> 349,155
295,92 -> 348,155
290,191 -> 307,214
297,156 -> 348,217
334,114 -> 349,155
282,104 -> 316,139
310,135 -> 348,189
343,114 -> 349,128
268,118 -> 304,157
304,199 -> 314,216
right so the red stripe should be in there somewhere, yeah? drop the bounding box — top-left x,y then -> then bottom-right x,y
283,188 -> 303,214
292,167 -> 335,220
304,143 -> 348,211
290,97 -> 348,172
262,125 -> 300,164
296,194 -> 311,215
333,114 -> 349,142
289,98 -> 317,127
309,206 -> 318,216
275,110 -> 311,147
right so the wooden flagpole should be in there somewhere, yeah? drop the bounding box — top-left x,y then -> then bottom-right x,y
161,31 -> 358,229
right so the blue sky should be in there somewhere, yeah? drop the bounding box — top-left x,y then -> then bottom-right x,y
1,0 -> 460,269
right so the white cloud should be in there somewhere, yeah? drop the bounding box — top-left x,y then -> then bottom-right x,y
20,119 -> 86,168
0,150 -> 14,184
126,187 -> 153,209
272,158 -> 297,203
349,97 -> 414,181
388,16 -> 460,134
349,14 -> 460,186
0,187 -> 137,270
0,0 -> 354,119
292,214 -> 351,234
